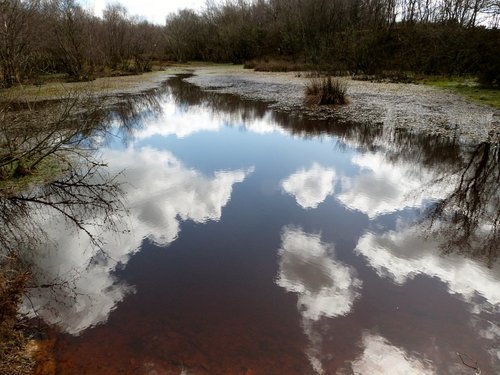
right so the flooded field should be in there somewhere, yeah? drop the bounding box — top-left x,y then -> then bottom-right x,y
10,75 -> 499,374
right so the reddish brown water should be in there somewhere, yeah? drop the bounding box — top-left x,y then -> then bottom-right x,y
20,77 -> 499,374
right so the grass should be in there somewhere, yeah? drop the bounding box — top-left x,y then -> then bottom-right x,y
1,255 -> 55,375
305,76 -> 348,105
0,255 -> 34,375
0,64 -> 195,103
0,71 -> 166,102
420,76 -> 500,109
0,156 -> 64,198
352,71 -> 417,83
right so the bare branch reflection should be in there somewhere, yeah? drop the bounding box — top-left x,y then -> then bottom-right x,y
426,141 -> 499,264
165,74 -> 498,265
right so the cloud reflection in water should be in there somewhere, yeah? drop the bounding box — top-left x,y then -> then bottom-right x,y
24,146 -> 253,335
281,163 -> 337,209
340,333 -> 436,375
276,227 -> 362,374
355,225 -> 500,308
338,152 -> 453,218
132,101 -> 286,139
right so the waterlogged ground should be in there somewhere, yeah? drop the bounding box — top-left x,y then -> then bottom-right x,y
187,66 -> 500,143
16,76 -> 499,374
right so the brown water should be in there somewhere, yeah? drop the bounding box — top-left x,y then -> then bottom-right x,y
14,76 -> 500,374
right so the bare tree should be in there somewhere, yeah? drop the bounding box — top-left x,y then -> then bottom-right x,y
102,3 -> 130,69
0,0 -> 40,87
427,142 -> 500,265
48,0 -> 95,80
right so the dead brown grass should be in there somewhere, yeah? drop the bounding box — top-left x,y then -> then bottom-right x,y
0,254 -> 34,375
305,76 -> 348,105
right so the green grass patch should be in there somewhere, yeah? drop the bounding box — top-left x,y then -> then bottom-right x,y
421,76 -> 500,109
0,68 -> 186,102
0,156 -> 64,197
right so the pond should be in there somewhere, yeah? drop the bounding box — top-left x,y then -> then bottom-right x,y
14,75 -> 500,374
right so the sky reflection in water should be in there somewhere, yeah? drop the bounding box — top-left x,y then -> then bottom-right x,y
20,76 -> 499,374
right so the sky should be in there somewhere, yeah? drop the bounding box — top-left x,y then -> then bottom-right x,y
88,0 -> 207,24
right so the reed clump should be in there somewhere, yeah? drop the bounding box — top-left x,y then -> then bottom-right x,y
305,76 -> 348,105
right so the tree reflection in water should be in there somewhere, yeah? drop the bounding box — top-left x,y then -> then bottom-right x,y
1,160 -> 124,250
426,141 -> 499,265
0,94 -> 131,333
1,80 -> 262,334
165,74 -> 498,265
105,75 -> 499,269
0,156 -> 127,329
1,74 -> 497,372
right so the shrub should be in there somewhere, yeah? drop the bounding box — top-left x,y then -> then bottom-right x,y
304,76 -> 348,105
243,60 -> 257,69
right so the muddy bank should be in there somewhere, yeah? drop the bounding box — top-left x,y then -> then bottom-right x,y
187,66 -> 499,143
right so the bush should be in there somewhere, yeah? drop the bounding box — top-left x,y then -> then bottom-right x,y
305,76 -> 348,105
243,60 -> 257,69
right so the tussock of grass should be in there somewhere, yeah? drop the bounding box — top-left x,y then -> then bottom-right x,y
305,76 -> 348,105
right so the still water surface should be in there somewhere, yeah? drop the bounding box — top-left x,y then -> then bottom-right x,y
22,76 -> 499,374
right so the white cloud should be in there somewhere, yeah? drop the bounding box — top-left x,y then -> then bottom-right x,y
22,146 -> 253,335
338,152 -> 454,218
343,333 -> 436,375
276,227 -> 362,374
90,0 -> 206,24
132,102 -> 221,139
477,320 -> 500,361
277,227 -> 362,320
21,217 -> 134,336
355,226 -> 500,307
131,100 -> 286,140
281,164 -> 337,209
107,146 -> 253,246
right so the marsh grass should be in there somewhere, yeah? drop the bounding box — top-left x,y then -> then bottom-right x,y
305,76 -> 348,105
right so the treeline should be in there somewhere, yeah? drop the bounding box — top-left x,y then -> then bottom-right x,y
1,0 -> 499,89
0,0 -> 165,87
165,0 -> 500,85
